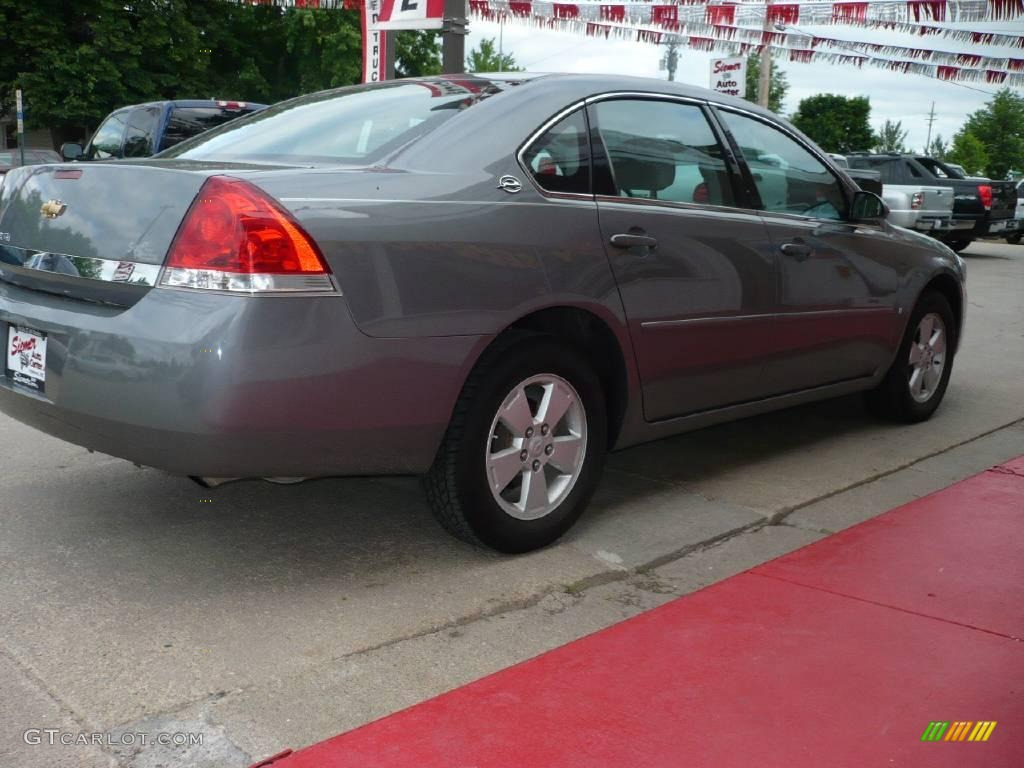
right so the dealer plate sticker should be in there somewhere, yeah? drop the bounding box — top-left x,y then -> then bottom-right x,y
6,325 -> 46,393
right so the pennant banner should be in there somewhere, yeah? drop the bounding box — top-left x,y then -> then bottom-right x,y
465,0 -> 1024,27
466,8 -> 1024,86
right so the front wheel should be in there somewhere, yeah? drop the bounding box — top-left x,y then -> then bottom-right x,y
946,238 -> 972,253
1007,233 -> 1021,245
864,292 -> 955,423
424,336 -> 607,553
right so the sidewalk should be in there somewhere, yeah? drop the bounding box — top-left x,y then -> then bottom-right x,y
260,458 -> 1024,767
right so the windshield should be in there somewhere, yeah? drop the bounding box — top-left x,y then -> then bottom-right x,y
162,78 -> 514,166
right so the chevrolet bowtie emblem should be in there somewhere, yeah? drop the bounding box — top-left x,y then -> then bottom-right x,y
41,199 -> 67,219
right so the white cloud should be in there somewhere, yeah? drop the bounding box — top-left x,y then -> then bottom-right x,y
466,18 -> 1021,151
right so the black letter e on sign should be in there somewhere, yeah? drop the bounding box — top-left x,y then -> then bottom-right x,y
401,0 -> 418,9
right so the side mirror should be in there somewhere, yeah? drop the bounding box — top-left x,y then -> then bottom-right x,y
60,143 -> 83,161
851,190 -> 888,222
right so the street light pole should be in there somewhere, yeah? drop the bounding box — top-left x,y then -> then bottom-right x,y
442,0 -> 467,74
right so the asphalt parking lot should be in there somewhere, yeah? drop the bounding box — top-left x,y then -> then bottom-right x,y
2,239 -> 1023,768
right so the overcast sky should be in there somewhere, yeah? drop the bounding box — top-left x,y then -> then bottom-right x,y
466,19 -> 1022,151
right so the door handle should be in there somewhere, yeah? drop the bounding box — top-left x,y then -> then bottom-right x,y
610,233 -> 658,250
779,241 -> 814,261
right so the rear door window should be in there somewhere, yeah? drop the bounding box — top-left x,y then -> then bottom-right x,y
718,110 -> 848,220
590,98 -> 735,206
86,110 -> 130,160
521,109 -> 590,195
124,107 -> 160,158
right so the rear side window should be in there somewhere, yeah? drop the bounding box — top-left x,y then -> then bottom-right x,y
159,106 -> 260,152
591,99 -> 734,206
124,107 -> 160,158
906,161 -> 923,178
87,110 -> 130,160
719,110 -> 847,220
521,109 -> 590,195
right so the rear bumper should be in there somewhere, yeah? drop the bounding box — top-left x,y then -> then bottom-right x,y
0,283 -> 483,476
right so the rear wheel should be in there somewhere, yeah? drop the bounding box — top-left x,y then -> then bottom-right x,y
865,292 -> 955,423
424,336 -> 607,553
1007,233 -> 1021,245
946,238 -> 972,253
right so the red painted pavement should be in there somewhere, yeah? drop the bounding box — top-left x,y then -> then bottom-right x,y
265,459 -> 1024,767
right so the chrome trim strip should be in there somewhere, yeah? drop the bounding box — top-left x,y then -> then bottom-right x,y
278,198 -> 594,207
641,307 -> 894,329
159,268 -> 340,296
0,246 -> 162,286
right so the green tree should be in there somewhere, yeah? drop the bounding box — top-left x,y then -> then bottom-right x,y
927,134 -> 948,160
466,38 -> 521,73
874,119 -> 908,153
395,32 -> 442,77
959,88 -> 1024,179
791,94 -> 873,153
744,54 -> 789,114
947,131 -> 989,176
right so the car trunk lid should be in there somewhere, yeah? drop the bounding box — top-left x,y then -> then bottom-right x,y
0,161 -> 292,306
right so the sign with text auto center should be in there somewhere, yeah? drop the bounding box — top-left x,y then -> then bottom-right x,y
365,0 -> 445,82
709,57 -> 746,98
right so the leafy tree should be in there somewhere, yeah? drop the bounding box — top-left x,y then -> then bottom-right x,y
466,38 -> 521,73
282,8 -> 362,95
744,54 -> 788,114
927,134 -> 948,160
959,88 -> 1024,179
395,31 -> 442,78
947,131 -> 989,176
874,119 -> 908,153
790,94 -> 873,153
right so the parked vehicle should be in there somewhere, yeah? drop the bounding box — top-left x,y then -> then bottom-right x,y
835,154 -> 957,234
848,153 -> 1016,252
59,100 -> 267,162
0,148 -> 61,178
829,154 -> 882,196
1008,180 -> 1024,245
0,75 -> 966,552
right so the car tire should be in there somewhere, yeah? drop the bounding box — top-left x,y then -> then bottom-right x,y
946,239 -> 971,253
864,292 -> 955,423
1007,233 -> 1021,245
423,334 -> 607,553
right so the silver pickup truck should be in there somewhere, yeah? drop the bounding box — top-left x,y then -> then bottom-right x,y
834,154 -> 968,236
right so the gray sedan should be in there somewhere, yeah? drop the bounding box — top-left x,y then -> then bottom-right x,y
0,74 -> 965,552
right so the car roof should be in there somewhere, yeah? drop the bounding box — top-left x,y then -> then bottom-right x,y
464,72 -> 777,115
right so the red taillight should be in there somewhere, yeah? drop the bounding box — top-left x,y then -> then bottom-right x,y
910,191 -> 924,210
978,184 -> 993,210
162,176 -> 334,294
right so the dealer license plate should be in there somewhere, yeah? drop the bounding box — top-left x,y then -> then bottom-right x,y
6,325 -> 46,394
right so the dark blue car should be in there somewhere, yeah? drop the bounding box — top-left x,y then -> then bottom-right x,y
61,99 -> 267,161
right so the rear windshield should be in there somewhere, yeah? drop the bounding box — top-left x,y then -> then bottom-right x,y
159,106 -> 265,152
162,79 -> 514,165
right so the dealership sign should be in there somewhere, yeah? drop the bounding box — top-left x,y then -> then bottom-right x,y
710,57 -> 746,98
376,0 -> 444,29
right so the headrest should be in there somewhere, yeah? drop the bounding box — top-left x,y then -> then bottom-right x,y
607,137 -> 677,193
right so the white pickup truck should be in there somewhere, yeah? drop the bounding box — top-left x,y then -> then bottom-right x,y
838,154 -> 970,237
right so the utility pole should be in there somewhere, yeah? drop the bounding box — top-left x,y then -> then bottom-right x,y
757,16 -> 772,108
385,31 -> 396,79
663,37 -> 680,82
924,101 -> 936,155
442,0 -> 468,74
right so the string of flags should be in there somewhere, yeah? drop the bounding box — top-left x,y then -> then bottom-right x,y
230,0 -> 1024,86
487,12 -> 1024,85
